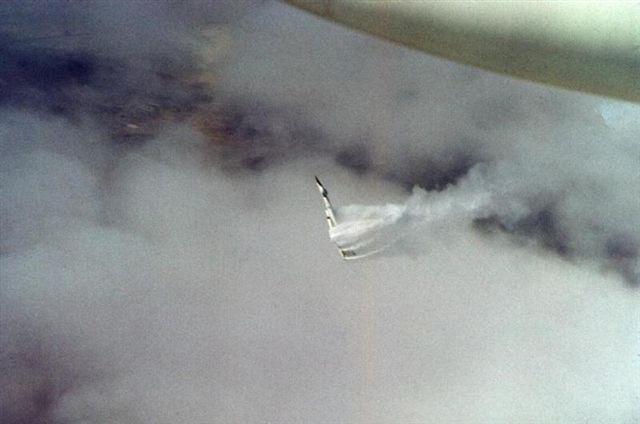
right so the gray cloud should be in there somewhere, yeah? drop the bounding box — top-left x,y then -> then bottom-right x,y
1,1 -> 639,424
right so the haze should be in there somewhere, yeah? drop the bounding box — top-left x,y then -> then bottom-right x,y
1,1 -> 639,423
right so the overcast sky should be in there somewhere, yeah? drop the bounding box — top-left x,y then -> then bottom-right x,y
1,1 -> 639,423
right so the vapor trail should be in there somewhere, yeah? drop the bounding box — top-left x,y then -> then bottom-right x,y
331,170 -> 497,257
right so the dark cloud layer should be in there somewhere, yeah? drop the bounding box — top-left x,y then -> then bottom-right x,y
1,1 -> 639,423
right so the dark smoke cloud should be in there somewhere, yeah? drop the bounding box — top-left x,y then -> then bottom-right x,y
1,1 -> 639,424
0,0 -> 253,141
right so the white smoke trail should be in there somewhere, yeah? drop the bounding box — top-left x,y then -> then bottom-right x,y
331,168 -> 500,257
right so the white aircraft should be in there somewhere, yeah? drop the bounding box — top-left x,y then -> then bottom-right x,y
315,176 -> 405,260
314,175 -> 496,260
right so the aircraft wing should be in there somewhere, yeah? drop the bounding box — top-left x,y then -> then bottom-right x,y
285,0 -> 640,103
315,176 -> 358,259
315,177 -> 401,260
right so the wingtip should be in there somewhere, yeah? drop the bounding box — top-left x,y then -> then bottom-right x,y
315,176 -> 326,193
